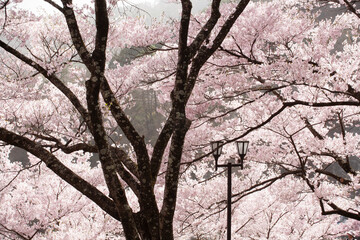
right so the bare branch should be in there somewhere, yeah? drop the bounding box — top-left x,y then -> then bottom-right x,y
315,169 -> 352,184
232,170 -> 302,203
43,0 -> 64,13
187,0 -> 221,56
0,161 -> 42,193
0,0 -> 9,10
343,0 -> 360,18
320,199 -> 360,221
60,0 -> 94,69
0,39 -> 91,132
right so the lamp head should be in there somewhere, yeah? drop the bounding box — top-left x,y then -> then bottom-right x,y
236,140 -> 249,162
210,141 -> 223,160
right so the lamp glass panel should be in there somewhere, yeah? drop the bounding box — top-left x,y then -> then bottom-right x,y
211,141 -> 223,156
236,141 -> 249,156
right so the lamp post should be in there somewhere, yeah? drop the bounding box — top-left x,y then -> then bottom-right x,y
210,140 -> 249,240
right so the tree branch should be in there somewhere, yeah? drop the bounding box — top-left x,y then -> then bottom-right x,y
0,127 -> 120,221
43,0 -> 64,13
320,199 -> 360,221
93,0 -> 109,71
232,170 -> 302,202
86,74 -> 140,239
150,110 -> 175,182
160,118 -> 191,240
0,39 -> 92,132
35,135 -> 141,196
187,0 -> 221,56
343,0 -> 360,18
60,0 -> 94,69
315,169 -> 352,184
0,0 -> 9,10
184,0 -> 251,102
0,161 -> 42,193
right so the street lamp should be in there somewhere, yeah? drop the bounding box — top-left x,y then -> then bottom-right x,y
210,140 -> 249,240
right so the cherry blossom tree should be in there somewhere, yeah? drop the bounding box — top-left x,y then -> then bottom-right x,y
0,0 -> 254,239
0,0 -> 359,239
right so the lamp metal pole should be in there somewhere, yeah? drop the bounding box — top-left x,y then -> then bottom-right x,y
227,162 -> 232,240
216,161 -> 242,240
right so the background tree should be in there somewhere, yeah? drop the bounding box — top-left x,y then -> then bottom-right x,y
170,0 -> 360,237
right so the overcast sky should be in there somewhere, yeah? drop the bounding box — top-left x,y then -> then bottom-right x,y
19,0 -> 160,13
18,0 -> 209,18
